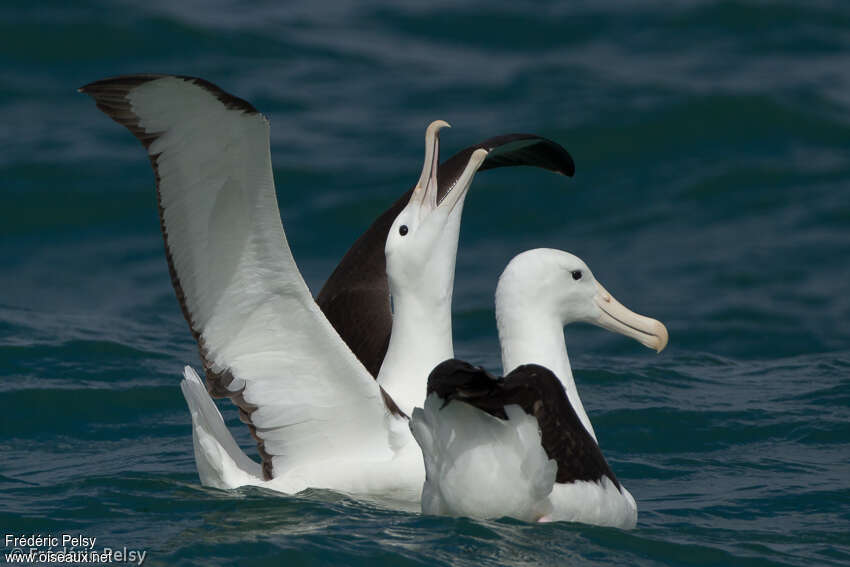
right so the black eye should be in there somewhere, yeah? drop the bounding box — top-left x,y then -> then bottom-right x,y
571,270 -> 582,280
399,225 -> 409,236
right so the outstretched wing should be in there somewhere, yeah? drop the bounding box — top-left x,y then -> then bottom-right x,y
80,74 -> 401,480
317,135 -> 576,377
427,359 -> 620,489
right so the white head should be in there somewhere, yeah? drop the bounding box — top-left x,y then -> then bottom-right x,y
385,121 -> 488,305
496,248 -> 668,352
377,121 -> 488,414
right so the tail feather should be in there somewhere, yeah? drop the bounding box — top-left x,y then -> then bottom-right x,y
180,366 -> 262,488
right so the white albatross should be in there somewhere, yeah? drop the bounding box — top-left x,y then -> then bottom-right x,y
78,74 -> 575,502
170,117 -> 485,500
78,74 -> 487,500
175,114 -> 485,499
410,249 -> 668,527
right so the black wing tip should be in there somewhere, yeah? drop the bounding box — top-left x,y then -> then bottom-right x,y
79,73 -> 260,115
536,136 -> 575,178
559,151 -> 576,178
79,73 -> 167,94
487,134 -> 576,178
179,75 -> 260,114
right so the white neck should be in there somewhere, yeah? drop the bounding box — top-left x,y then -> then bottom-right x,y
495,292 -> 598,442
377,204 -> 464,416
378,289 -> 454,416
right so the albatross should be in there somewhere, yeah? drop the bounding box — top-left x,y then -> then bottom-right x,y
79,74 -> 575,380
411,249 -> 668,527
79,75 -> 575,500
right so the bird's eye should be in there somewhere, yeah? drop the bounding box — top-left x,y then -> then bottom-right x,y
399,225 -> 409,236
571,270 -> 582,280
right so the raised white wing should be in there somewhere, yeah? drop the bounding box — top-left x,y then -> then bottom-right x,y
81,75 -> 401,480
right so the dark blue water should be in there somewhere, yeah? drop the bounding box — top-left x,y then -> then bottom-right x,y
2,1 -> 849,565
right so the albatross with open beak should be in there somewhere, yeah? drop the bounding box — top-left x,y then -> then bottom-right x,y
79,74 -> 574,500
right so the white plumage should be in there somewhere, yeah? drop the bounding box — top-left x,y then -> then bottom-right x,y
411,249 -> 668,528
81,75 -> 489,501
412,396 -> 556,521
128,77 -> 411,488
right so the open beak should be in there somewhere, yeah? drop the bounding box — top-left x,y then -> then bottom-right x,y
409,120 -> 488,217
593,282 -> 668,353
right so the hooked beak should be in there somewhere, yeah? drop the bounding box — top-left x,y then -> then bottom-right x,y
409,120 -> 488,216
592,282 -> 668,353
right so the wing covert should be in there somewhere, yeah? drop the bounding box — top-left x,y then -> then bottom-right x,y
427,359 -> 621,489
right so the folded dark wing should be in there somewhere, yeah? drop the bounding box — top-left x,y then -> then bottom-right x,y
426,359 -> 620,489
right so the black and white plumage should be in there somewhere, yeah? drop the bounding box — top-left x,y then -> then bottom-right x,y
79,74 -> 575,499
426,360 -> 621,488
317,133 -> 575,378
81,75 -> 575,383
82,74 -> 413,493
410,249 -> 668,527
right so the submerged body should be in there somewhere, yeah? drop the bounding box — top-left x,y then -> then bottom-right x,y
411,249 -> 668,527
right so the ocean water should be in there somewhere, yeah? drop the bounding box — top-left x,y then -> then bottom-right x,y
2,1 -> 849,565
